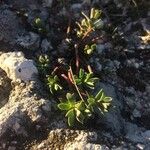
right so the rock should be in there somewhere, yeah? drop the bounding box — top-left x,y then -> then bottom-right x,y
0,80 -> 51,141
0,52 -> 38,82
96,44 -> 105,54
95,58 -> 102,72
42,0 -> 53,8
95,82 -> 124,135
136,144 -> 145,150
41,39 -> 53,52
16,32 -> 40,50
65,142 -> 106,150
132,108 -> 141,118
142,130 -> 150,141
125,122 -> 150,146
0,68 -> 12,108
0,8 -> 24,43
64,131 -> 108,150
70,3 -> 82,12
104,60 -> 119,72
5,0 -> 40,10
30,129 -> 107,150
126,59 -> 143,69
8,146 -> 16,150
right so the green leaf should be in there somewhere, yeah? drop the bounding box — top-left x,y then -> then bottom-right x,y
103,102 -> 111,108
79,69 -> 85,79
94,19 -> 104,29
58,103 -> 71,110
91,44 -> 97,50
95,89 -> 103,101
66,109 -> 75,127
86,48 -> 93,55
93,9 -> 101,19
87,98 -> 95,105
75,79 -> 82,85
103,97 -> 112,102
86,81 -> 94,87
76,101 -> 86,111
66,93 -> 75,103
75,109 -> 85,124
90,8 -> 95,19
84,109 -> 92,117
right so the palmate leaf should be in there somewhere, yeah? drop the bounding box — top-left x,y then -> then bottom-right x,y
87,89 -> 112,115
75,69 -> 99,89
47,75 -> 62,94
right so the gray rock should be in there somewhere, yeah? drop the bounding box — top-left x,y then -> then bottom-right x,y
142,130 -> 150,141
95,58 -> 102,72
132,108 -> 141,118
41,39 -> 53,52
42,0 -> 53,8
5,0 -> 40,10
0,69 -> 12,108
0,52 -> 38,82
136,144 -> 145,150
0,8 -> 24,43
0,80 -> 52,141
16,32 -> 40,50
96,44 -> 105,54
64,130 -> 109,150
125,122 -> 150,145
95,82 -> 124,135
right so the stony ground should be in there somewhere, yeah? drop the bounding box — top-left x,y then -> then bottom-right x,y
0,0 -> 150,150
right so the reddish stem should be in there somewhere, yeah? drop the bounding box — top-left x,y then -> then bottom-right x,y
61,74 -> 73,87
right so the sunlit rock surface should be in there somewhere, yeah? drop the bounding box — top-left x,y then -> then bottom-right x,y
0,52 -> 38,82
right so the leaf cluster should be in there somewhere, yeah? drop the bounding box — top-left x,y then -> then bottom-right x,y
84,43 -> 97,55
77,8 -> 104,38
33,17 -> 47,34
74,69 -> 98,89
36,8 -> 112,127
58,89 -> 112,127
37,55 -> 50,75
46,75 -> 62,94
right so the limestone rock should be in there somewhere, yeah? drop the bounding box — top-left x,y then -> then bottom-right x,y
0,52 -> 38,82
0,80 -> 51,141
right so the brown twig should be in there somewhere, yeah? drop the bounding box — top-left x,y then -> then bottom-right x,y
69,66 -> 85,102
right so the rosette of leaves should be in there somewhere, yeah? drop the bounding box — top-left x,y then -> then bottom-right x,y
47,75 -> 62,94
58,93 -> 86,126
33,17 -> 47,34
37,55 -> 50,75
77,8 -> 104,38
87,89 -> 112,115
74,69 -> 99,89
84,43 -> 97,55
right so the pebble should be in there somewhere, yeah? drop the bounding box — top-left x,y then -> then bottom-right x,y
136,144 -> 145,150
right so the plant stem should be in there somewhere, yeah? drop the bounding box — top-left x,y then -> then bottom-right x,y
82,28 -> 93,40
69,66 -> 85,102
